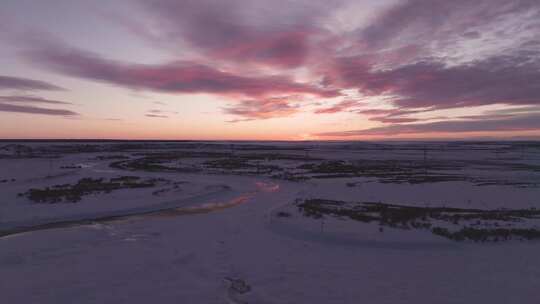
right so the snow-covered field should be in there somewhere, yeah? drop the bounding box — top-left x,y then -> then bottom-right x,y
1,141 -> 540,303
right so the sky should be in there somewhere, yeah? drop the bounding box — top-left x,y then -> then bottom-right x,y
0,0 -> 539,140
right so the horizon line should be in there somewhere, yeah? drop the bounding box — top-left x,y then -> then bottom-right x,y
1,138 -> 539,143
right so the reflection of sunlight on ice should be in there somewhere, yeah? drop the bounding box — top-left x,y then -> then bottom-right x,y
183,194 -> 253,212
1,192 -> 257,238
255,181 -> 280,192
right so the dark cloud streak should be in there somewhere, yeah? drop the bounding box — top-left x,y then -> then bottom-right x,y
314,100 -> 364,114
145,113 -> 168,118
0,95 -> 72,105
0,103 -> 78,116
0,75 -> 65,91
318,113 -> 540,137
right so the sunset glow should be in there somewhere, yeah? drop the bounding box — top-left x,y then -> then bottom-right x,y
1,0 -> 539,140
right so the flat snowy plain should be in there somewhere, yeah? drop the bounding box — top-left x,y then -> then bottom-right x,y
1,141 -> 540,303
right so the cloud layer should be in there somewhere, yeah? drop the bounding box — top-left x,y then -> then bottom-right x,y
5,0 -> 540,135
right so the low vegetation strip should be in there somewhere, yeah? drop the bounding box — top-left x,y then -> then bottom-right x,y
296,199 -> 540,242
18,176 -> 162,203
107,152 -> 540,187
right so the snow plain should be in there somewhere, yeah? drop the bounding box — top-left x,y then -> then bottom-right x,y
1,141 -> 540,303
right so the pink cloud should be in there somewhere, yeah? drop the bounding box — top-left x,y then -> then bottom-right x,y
314,100 -> 364,114
25,43 -> 339,97
23,42 -> 338,99
224,97 -> 300,121
211,30 -> 314,68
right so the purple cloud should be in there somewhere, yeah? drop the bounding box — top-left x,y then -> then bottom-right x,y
0,95 -> 72,105
314,100 -> 364,114
318,113 -> 540,137
23,42 -> 337,99
356,109 -> 421,117
0,75 -> 64,91
136,0 -> 342,68
312,0 -> 540,125
359,0 -> 540,51
355,108 -> 425,123
369,116 -> 420,124
0,103 -> 78,116
224,97 -> 299,121
331,54 -> 540,110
